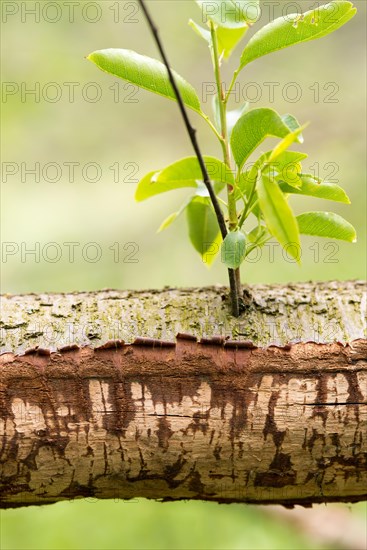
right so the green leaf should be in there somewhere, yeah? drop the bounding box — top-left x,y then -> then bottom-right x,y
231,108 -> 300,168
271,151 -> 308,171
268,123 -> 308,162
158,212 -> 179,233
135,156 -> 233,202
240,1 -> 357,68
135,170 -> 197,202
189,19 -> 212,42
266,152 -> 303,188
235,155 -> 266,218
189,20 -> 248,59
257,174 -> 301,260
245,225 -> 270,256
275,170 -> 302,189
227,102 -> 250,137
279,175 -> 351,203
270,151 -> 307,187
236,150 -> 306,200
221,230 -> 246,268
157,198 -> 192,233
237,171 -> 253,196
297,211 -> 356,242
213,97 -> 250,136
156,156 -> 235,187
282,114 -> 304,143
196,0 -> 260,28
186,197 -> 221,265
217,26 -> 249,58
87,49 -> 202,114
247,225 -> 269,246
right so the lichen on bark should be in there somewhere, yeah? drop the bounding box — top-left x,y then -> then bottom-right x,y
1,281 -> 365,354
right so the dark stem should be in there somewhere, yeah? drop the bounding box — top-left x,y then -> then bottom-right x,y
229,269 -> 240,316
138,0 -> 240,317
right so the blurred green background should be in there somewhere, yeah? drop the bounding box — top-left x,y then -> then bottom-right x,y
1,1 -> 366,548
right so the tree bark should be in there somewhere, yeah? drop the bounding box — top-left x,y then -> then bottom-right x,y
0,281 -> 366,508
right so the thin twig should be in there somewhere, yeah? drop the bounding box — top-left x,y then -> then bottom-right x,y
138,0 -> 240,317
137,0 -> 226,239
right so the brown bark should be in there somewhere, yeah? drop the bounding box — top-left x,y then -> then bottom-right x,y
0,282 -> 366,508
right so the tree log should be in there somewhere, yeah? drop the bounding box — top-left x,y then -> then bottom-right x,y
0,281 -> 366,508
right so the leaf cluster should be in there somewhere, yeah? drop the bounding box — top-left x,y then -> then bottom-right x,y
88,1 -> 357,269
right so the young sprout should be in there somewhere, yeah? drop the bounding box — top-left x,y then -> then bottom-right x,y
88,0 -> 357,317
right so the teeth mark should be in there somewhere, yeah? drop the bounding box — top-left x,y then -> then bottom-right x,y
176,333 -> 197,342
24,347 -> 51,357
95,339 -> 125,351
133,337 -> 175,348
59,344 -> 80,353
200,336 -> 226,346
225,340 -> 256,349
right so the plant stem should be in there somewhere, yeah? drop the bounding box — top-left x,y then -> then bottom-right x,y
224,67 -> 240,106
138,0 -> 240,317
200,112 -> 225,142
238,170 -> 259,228
210,21 -> 242,310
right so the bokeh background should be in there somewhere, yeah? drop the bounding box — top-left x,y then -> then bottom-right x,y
1,0 -> 366,548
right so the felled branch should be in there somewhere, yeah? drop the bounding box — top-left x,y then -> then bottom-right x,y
0,281 -> 366,508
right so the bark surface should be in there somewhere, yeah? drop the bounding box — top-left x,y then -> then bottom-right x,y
0,281 -> 366,508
